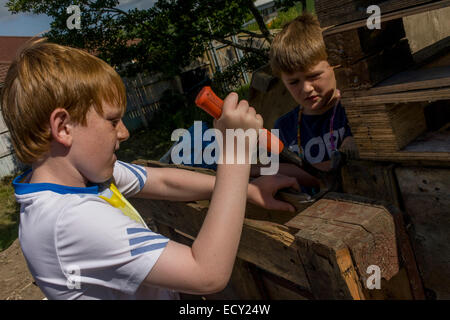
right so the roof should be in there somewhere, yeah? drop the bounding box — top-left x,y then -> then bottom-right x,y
0,36 -> 36,85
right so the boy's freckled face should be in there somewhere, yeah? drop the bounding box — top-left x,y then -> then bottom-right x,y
70,102 -> 129,184
281,60 -> 337,115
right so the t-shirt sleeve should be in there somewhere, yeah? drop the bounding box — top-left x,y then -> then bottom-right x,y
113,161 -> 148,198
55,198 -> 169,296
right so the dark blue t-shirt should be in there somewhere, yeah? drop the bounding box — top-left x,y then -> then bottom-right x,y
273,102 -> 352,164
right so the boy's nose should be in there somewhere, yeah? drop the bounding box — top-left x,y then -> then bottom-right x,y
302,81 -> 314,94
117,120 -> 130,142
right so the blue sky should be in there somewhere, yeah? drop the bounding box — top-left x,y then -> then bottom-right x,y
0,0 -> 156,36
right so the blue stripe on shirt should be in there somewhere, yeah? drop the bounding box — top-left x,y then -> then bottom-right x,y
130,241 -> 168,256
118,161 -> 145,190
127,228 -> 152,235
130,163 -> 147,177
129,235 -> 168,245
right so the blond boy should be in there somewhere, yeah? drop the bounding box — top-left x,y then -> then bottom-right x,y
269,13 -> 355,191
2,39 -> 298,299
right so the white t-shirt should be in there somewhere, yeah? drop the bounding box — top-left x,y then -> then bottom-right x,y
13,160 -> 179,300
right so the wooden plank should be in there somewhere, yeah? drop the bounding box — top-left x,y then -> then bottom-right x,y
387,102 -> 428,149
323,193 -> 425,299
325,19 -> 406,67
345,101 -> 427,152
316,0 -> 435,27
154,222 -> 267,300
129,197 -> 311,290
334,39 -> 413,90
322,0 -> 450,35
358,151 -> 450,165
342,86 -> 450,106
285,194 -> 405,299
396,167 -> 450,299
341,160 -> 402,208
288,196 -> 399,280
133,159 -> 310,225
403,129 -> 450,152
226,259 -> 268,300
344,65 -> 450,97
259,269 -> 313,300
403,6 -> 450,54
292,228 -> 361,299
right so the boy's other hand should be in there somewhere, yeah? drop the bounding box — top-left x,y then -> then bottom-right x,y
248,174 -> 300,212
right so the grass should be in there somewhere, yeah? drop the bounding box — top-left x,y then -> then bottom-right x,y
0,175 -> 20,251
268,2 -> 304,29
244,0 -> 314,31
236,83 -> 250,101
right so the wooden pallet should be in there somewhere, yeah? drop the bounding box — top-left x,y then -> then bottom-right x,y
343,65 -> 450,97
341,64 -> 450,164
321,1 -> 450,89
332,39 -> 414,90
130,160 -> 423,299
318,0 -> 446,29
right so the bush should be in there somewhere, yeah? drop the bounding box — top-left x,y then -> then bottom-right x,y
211,52 -> 268,97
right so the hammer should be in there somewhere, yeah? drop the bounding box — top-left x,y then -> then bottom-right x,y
194,86 -> 345,200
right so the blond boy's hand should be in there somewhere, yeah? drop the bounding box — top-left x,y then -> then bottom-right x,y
248,174 -> 300,212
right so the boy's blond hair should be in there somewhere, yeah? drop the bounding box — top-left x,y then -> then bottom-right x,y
1,39 -> 127,164
270,12 -> 328,76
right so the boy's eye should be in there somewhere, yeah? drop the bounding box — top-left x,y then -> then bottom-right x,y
307,73 -> 321,80
110,119 -> 120,127
289,80 -> 299,85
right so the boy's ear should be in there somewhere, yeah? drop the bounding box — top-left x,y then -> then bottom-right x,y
49,108 -> 74,147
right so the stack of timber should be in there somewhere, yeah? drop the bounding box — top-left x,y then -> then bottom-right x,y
324,18 -> 414,90
341,66 -> 450,164
317,0 -> 445,28
129,160 -> 424,300
321,0 -> 450,90
317,0 -> 450,165
314,1 -> 450,299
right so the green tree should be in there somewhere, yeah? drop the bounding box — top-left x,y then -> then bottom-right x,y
7,0 -> 278,77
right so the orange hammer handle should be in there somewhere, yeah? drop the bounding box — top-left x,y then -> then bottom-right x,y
195,86 -> 284,155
